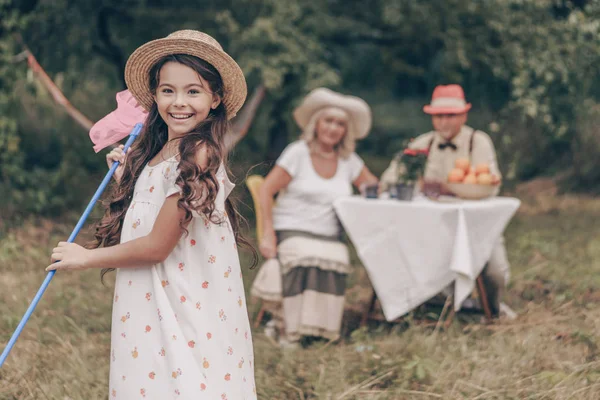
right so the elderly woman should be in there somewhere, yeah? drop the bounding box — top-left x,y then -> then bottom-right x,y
258,88 -> 378,347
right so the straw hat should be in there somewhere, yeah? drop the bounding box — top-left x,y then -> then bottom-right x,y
423,84 -> 472,115
124,30 -> 247,119
293,88 -> 372,139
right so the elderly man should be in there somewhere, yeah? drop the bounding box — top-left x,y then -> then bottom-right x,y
381,84 -> 513,317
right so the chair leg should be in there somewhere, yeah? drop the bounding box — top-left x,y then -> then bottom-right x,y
476,275 -> 493,322
434,294 -> 453,333
444,308 -> 456,329
361,290 -> 378,327
254,301 -> 267,329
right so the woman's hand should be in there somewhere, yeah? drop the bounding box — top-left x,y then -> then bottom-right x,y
353,166 -> 379,192
106,145 -> 127,184
46,242 -> 92,272
259,231 -> 277,259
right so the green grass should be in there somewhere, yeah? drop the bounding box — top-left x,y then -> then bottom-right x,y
1,192 -> 599,399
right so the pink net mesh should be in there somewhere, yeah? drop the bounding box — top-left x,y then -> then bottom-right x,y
89,90 -> 148,152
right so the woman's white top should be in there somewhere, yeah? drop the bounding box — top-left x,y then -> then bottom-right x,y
272,140 -> 364,237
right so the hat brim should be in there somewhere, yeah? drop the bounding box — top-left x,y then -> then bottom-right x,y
293,88 -> 372,139
423,104 -> 472,115
125,37 -> 247,119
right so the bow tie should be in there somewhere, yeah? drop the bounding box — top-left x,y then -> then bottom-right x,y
438,141 -> 457,151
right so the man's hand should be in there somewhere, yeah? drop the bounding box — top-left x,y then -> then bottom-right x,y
422,180 -> 455,197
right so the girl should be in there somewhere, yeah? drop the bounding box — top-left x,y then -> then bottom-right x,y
47,30 -> 257,399
255,88 -> 378,348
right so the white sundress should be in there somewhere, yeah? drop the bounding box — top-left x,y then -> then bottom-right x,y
108,157 -> 256,400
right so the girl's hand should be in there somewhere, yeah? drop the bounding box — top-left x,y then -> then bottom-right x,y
106,145 -> 127,183
46,242 -> 92,272
259,232 -> 277,259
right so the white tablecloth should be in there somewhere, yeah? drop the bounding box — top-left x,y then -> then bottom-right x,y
333,195 -> 520,321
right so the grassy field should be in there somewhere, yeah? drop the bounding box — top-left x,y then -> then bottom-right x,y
1,186 -> 599,399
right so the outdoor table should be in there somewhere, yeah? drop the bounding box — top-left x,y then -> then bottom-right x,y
333,194 -> 520,321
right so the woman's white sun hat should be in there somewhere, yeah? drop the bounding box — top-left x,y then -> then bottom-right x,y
293,88 -> 372,139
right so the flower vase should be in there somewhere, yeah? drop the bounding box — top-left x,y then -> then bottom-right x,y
390,182 -> 415,201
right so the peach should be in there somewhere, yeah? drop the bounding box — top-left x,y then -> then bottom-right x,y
454,158 -> 470,173
475,163 -> 490,175
463,174 -> 478,184
448,168 -> 465,183
477,173 -> 493,185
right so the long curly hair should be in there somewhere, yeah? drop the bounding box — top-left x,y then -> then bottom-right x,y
89,54 -> 257,282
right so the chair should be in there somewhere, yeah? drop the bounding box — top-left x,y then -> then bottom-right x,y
246,175 -> 265,244
361,275 -> 493,327
245,175 -> 270,327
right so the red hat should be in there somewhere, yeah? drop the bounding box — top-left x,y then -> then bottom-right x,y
423,84 -> 472,115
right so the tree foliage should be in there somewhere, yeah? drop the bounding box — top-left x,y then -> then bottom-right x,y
1,0 -> 599,220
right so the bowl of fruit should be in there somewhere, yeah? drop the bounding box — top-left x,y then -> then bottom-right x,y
446,158 -> 500,200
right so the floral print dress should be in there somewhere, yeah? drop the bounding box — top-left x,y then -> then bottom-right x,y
108,157 -> 256,399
